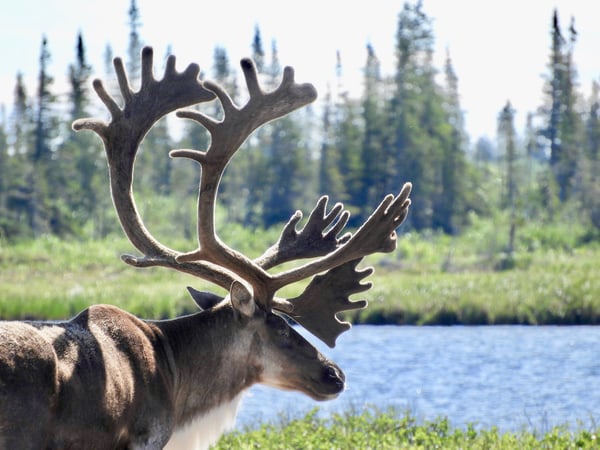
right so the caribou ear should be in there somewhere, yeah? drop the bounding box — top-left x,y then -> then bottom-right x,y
229,281 -> 256,318
186,287 -> 224,311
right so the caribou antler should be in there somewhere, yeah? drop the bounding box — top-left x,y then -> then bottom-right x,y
74,46 -> 411,347
255,196 -> 351,270
72,47 -> 234,289
286,259 -> 372,347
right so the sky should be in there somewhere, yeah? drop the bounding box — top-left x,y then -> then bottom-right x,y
0,0 -> 598,141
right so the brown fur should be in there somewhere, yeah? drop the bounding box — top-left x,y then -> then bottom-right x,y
0,301 -> 344,449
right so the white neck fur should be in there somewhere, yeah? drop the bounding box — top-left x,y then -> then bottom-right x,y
163,392 -> 245,450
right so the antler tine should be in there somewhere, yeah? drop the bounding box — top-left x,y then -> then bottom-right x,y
113,56 -> 134,104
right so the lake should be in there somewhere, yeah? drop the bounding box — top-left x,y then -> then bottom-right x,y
235,325 -> 600,432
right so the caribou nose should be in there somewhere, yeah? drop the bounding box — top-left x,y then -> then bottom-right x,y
325,365 -> 345,390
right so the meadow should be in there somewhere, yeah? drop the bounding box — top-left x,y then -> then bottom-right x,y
1,216 -> 598,325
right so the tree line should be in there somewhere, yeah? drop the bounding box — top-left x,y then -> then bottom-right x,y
0,1 -> 599,244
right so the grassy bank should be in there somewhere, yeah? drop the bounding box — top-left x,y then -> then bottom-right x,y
215,408 -> 600,449
356,246 -> 600,325
0,220 -> 599,323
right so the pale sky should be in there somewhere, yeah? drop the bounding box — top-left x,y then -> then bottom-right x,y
0,0 -> 598,140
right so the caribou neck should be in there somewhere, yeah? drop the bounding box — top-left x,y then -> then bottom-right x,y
152,304 -> 260,426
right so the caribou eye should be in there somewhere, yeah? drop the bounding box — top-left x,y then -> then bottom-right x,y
279,325 -> 290,338
267,315 -> 290,338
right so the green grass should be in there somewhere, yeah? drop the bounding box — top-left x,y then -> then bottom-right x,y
351,217 -> 600,325
1,218 -> 599,324
214,408 -> 600,449
357,246 -> 600,325
0,234 -> 220,320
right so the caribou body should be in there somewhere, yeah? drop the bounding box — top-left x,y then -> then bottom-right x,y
1,294 -> 344,449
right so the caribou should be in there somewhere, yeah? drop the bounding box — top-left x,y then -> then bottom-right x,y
0,47 -> 411,449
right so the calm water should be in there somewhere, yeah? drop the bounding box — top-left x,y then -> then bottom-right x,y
236,325 -> 600,432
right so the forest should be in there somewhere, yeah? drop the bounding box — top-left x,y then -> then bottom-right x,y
0,0 -> 599,254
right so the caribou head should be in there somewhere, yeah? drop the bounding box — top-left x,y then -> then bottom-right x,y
0,47 -> 411,449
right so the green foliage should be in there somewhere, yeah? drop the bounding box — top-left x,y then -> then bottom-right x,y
214,408 -> 600,449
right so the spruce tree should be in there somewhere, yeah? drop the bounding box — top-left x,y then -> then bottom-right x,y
0,111 -> 8,236
388,0 -> 445,230
30,36 -> 58,235
127,0 -> 143,84
498,101 -> 519,258
261,41 -> 312,226
332,51 -> 363,222
60,32 -> 103,233
318,86 -> 344,202
584,81 -> 600,229
251,25 -> 265,73
68,33 -> 92,121
434,50 -> 468,233
2,73 -> 32,238
359,44 -> 387,222
542,10 -> 583,202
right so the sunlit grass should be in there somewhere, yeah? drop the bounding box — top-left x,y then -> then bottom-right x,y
214,408 -> 600,449
0,234 -> 220,320
1,218 -> 599,324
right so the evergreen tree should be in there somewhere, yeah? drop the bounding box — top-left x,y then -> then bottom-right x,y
332,51 -> 363,221
0,111 -> 9,236
434,50 -> 468,233
359,44 -> 387,221
261,42 -> 313,226
587,81 -> 600,163
10,73 -> 31,157
29,36 -> 59,235
388,0 -> 446,230
127,0 -> 143,84
251,25 -> 265,73
2,73 -> 32,238
59,32 -> 105,234
104,43 -> 114,78
68,32 -> 92,121
498,101 -> 519,257
584,81 -> 600,229
542,10 -> 583,202
318,86 -> 345,202
33,36 -> 55,165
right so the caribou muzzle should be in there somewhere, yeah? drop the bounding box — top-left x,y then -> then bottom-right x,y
306,361 -> 345,401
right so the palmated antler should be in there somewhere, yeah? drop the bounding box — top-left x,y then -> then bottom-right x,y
73,46 -> 411,348
255,196 -> 351,270
286,259 -> 372,348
